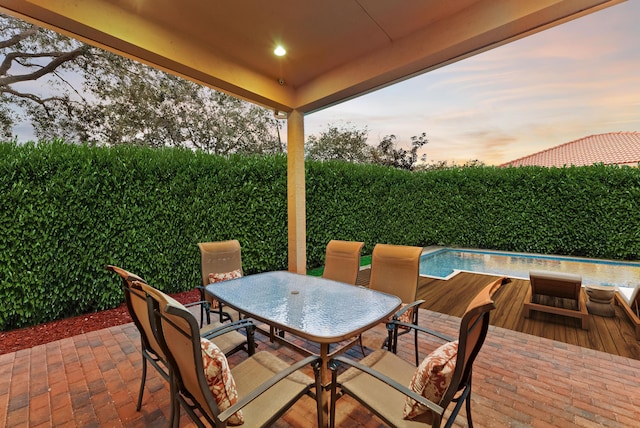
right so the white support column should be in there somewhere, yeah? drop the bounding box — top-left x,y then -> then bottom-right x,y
287,110 -> 306,273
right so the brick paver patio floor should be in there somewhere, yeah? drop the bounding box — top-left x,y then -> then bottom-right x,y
1,308 -> 639,427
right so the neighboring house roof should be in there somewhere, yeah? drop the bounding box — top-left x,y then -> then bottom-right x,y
501,132 -> 640,167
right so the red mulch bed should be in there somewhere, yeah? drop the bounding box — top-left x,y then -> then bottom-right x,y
0,289 -> 201,355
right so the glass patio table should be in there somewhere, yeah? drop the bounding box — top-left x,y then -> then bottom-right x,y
205,270 -> 401,425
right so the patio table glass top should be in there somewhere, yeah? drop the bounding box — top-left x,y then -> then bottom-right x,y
205,270 -> 401,343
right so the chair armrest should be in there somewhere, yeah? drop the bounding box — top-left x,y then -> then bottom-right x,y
190,285 -> 220,310
184,300 -> 209,309
218,355 -> 321,422
391,300 -> 425,320
195,285 -> 208,298
200,319 -> 255,340
386,319 -> 455,343
329,355 -> 444,416
186,285 -> 208,309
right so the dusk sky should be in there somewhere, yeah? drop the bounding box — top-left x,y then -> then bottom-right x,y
305,1 -> 640,166
8,2 -> 639,166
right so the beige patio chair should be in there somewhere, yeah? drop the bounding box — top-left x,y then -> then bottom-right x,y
198,240 -> 243,325
322,240 -> 365,285
106,265 -> 159,411
369,243 -> 424,366
322,239 -> 367,355
329,276 -> 508,428
523,270 -> 588,330
140,281 -> 324,427
106,265 -> 254,413
615,284 -> 640,340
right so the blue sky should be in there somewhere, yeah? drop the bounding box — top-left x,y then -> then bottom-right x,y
305,1 -> 640,166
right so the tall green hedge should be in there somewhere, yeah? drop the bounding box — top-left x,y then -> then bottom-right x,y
0,141 -> 289,330
1,141 -> 639,330
306,160 -> 640,262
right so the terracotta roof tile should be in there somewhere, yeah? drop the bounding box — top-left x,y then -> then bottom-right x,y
500,132 -> 640,167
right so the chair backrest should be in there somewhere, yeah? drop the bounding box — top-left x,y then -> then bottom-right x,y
619,285 -> 640,305
368,243 -> 422,303
198,240 -> 243,287
322,240 -> 364,284
442,277 -> 507,407
632,287 -> 640,317
138,281 -> 219,421
630,286 -> 640,313
618,285 -> 640,315
106,265 -> 165,360
529,270 -> 582,300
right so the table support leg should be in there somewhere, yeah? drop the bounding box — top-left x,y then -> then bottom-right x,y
320,343 -> 330,428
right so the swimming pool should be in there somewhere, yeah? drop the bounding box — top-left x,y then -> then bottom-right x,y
419,248 -> 640,288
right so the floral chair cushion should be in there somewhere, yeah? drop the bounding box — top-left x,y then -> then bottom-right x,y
403,340 -> 458,421
201,337 -> 244,425
385,303 -> 415,331
394,303 -> 414,330
207,269 -> 242,309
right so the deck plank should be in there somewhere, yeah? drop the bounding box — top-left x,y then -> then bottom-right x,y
357,269 -> 640,360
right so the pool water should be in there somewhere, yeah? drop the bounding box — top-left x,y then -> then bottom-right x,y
419,248 -> 640,288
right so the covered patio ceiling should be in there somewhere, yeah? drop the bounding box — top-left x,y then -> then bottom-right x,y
0,0 -> 624,271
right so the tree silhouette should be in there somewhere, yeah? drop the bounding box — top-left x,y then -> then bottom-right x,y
0,13 -> 282,152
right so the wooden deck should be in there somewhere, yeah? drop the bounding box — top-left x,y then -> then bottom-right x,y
357,269 -> 640,360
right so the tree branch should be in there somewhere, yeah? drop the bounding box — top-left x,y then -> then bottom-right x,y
0,27 -> 38,49
1,87 -> 69,106
0,46 -> 86,85
0,51 -> 64,75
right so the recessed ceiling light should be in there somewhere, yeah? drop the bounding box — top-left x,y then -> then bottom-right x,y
274,45 -> 286,57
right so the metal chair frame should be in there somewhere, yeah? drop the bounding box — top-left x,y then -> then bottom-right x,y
368,243 -> 423,366
106,265 -> 254,413
106,265 -> 167,411
198,240 -> 244,326
145,283 -> 323,427
329,277 -> 508,428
